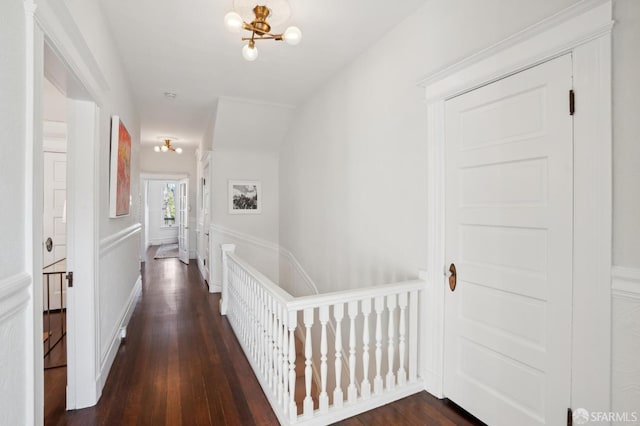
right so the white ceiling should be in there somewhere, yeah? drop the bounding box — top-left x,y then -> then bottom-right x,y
99,0 -> 428,146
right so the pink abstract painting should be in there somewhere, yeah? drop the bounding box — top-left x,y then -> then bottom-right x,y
109,116 -> 131,217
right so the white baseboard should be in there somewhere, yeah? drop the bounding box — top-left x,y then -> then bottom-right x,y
149,237 -> 178,246
96,275 -> 142,394
423,369 -> 444,399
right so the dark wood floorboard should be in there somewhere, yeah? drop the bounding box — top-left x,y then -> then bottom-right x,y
45,249 -> 485,425
43,311 -> 66,368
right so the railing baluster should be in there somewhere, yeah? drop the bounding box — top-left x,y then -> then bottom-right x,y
409,289 -> 418,382
277,304 -> 283,404
252,279 -> 256,355
347,300 -> 358,403
288,310 -> 298,422
386,294 -> 397,390
273,299 -> 280,395
319,305 -> 329,412
282,304 -> 289,411
361,298 -> 372,399
267,295 -> 274,390
398,292 -> 408,386
374,296 -> 384,395
260,288 -> 266,377
303,308 -> 314,417
333,302 -> 344,408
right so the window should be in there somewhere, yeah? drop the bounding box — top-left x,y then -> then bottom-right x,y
162,182 -> 176,226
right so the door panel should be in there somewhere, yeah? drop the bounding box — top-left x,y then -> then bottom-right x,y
444,54 -> 573,426
178,178 -> 189,265
43,151 -> 67,310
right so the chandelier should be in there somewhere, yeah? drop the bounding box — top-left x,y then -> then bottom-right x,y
154,138 -> 183,154
224,3 -> 302,61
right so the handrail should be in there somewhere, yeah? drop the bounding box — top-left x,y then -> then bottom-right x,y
287,279 -> 425,311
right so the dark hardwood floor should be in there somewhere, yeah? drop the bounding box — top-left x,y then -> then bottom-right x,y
45,249 -> 484,425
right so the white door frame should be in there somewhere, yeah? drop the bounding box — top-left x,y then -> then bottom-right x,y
140,173 -> 189,258
420,0 -> 613,415
27,0 -> 108,419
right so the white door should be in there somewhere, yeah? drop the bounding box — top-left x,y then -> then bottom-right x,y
178,178 -> 189,264
443,55 -> 573,426
202,167 -> 210,279
43,151 -> 67,310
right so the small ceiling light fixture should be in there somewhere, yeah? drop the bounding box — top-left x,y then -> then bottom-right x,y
224,3 -> 302,61
154,138 -> 183,154
164,92 -> 177,100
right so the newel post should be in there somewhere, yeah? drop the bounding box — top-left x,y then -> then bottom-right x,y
220,243 -> 236,315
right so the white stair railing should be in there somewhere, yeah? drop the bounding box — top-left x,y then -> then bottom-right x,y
220,244 -> 427,426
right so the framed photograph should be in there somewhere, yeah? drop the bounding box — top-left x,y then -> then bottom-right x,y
228,180 -> 262,214
109,116 -> 132,217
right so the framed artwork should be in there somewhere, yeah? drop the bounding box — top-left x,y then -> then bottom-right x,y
109,116 -> 132,217
228,180 -> 261,214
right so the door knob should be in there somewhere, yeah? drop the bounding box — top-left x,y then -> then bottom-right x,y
448,263 -> 457,292
45,237 -> 53,252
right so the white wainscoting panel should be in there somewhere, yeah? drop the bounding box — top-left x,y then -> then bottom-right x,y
0,273 -> 32,425
97,225 -> 142,397
97,275 -> 142,393
612,266 -> 640,424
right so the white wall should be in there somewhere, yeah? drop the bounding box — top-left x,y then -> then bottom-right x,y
139,145 -> 198,257
43,78 -> 66,122
146,180 -> 179,245
213,97 -> 294,151
0,0 -> 30,423
612,0 -> 640,268
210,149 -> 280,285
611,0 -> 640,420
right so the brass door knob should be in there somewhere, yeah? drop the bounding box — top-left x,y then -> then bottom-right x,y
448,263 -> 457,292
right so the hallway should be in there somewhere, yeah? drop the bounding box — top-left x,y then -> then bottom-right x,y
45,251 -> 483,425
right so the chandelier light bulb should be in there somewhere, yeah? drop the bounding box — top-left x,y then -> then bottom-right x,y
161,145 -> 169,152
283,26 -> 302,46
175,147 -> 183,154
224,12 -> 244,33
154,146 -> 160,152
242,43 -> 258,61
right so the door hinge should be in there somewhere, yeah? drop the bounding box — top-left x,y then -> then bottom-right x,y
568,408 -> 573,426
569,90 -> 575,115
66,271 -> 73,288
